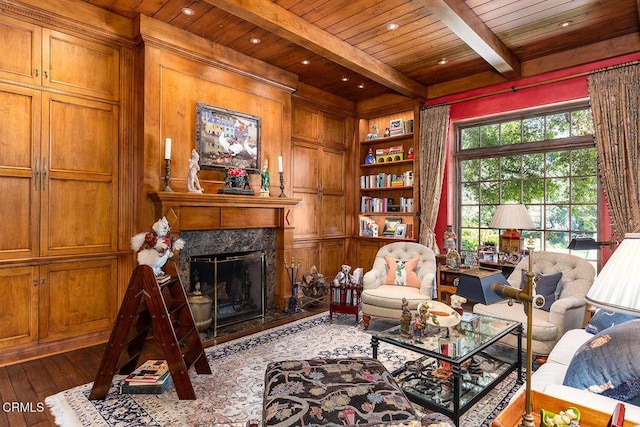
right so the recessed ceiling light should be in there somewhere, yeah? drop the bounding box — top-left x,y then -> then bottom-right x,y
386,23 -> 399,30
341,76 -> 349,82
437,58 -> 448,65
181,7 -> 195,16
249,37 -> 261,44
301,59 -> 310,65
560,20 -> 573,28
358,83 -> 365,89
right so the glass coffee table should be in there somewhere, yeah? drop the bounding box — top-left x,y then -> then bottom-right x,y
371,312 -> 523,426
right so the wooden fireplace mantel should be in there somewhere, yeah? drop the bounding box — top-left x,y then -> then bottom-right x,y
149,192 -> 299,308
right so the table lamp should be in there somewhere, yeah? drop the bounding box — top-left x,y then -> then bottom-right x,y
585,233 -> 640,316
489,204 -> 536,254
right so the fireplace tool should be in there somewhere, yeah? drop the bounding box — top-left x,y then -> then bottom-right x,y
284,258 -> 302,313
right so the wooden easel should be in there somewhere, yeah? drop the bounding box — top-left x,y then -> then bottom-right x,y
89,261 -> 211,400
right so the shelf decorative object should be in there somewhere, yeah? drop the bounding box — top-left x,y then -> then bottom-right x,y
218,167 -> 254,195
446,249 -> 461,270
187,281 -> 212,332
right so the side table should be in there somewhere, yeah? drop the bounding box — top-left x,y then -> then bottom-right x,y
329,284 -> 362,325
437,266 -> 469,304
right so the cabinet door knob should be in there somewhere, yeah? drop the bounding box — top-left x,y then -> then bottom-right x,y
44,70 -> 49,79
35,69 -> 39,77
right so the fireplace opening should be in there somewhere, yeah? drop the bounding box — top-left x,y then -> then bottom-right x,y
189,250 -> 266,335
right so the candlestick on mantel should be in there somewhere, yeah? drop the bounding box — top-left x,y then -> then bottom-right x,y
165,138 -> 172,160
278,171 -> 286,198
277,156 -> 283,173
163,138 -> 173,191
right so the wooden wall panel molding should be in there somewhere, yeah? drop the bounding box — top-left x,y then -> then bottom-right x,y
135,14 -> 297,94
139,43 -> 293,229
0,0 -> 134,46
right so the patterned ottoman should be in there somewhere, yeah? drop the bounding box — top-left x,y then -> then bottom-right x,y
262,357 -> 422,426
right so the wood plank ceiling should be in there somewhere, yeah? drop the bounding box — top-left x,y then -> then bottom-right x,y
84,0 -> 640,101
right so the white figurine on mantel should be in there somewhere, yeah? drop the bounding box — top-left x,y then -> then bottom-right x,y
187,149 -> 204,193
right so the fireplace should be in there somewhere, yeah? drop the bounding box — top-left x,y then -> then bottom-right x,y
149,192 -> 299,310
190,251 -> 266,335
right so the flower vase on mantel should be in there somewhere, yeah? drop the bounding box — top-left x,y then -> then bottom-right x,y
218,167 -> 255,195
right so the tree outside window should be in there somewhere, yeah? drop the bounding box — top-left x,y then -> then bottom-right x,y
456,105 -> 599,265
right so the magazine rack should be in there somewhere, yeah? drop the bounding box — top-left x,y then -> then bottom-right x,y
89,262 -> 211,400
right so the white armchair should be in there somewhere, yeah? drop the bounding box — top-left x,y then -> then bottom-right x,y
361,242 -> 437,329
473,251 -> 595,356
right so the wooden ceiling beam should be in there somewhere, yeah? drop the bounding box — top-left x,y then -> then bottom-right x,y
420,0 -> 521,79
203,0 -> 428,100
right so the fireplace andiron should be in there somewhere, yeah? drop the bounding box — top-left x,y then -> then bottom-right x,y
284,258 -> 301,313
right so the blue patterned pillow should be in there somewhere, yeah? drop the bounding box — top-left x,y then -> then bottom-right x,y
585,309 -> 639,334
520,271 -> 562,311
563,319 -> 640,404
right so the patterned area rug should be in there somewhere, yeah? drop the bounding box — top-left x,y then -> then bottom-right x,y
45,313 -> 520,426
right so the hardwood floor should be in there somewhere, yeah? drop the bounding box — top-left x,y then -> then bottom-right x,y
0,305 -> 327,427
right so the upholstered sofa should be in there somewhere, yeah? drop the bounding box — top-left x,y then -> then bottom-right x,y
516,322 -> 640,421
473,251 -> 595,356
361,242 -> 436,329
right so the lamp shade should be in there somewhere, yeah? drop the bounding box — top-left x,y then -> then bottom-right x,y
567,237 -> 600,250
457,268 -> 511,304
489,204 -> 536,230
585,233 -> 640,316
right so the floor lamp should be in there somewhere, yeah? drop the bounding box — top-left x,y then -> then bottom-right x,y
458,238 -> 542,426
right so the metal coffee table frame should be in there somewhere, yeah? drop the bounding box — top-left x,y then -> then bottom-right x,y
371,315 -> 523,426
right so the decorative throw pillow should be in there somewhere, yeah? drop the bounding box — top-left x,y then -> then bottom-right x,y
384,256 -> 420,288
563,319 -> 640,405
520,271 -> 562,311
585,309 -> 639,334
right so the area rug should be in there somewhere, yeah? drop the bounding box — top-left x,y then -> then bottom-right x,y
45,313 -> 520,426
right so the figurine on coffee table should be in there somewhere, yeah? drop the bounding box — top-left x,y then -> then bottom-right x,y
400,298 -> 412,338
412,303 -> 430,342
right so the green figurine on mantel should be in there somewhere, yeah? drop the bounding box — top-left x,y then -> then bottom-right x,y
260,159 -> 270,197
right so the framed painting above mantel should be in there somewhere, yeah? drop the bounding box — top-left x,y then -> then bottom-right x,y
195,102 -> 261,173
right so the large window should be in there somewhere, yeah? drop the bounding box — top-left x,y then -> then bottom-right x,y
456,103 -> 600,263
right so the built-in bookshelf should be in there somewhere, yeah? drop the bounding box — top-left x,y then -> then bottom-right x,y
356,106 -> 419,244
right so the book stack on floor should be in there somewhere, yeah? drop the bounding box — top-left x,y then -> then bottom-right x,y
122,360 -> 173,394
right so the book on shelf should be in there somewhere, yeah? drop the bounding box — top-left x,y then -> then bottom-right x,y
124,359 -> 169,383
389,119 -> 406,136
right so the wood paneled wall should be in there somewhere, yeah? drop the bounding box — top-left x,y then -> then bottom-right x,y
134,15 -> 300,231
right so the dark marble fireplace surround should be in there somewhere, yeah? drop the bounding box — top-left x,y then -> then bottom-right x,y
177,228 -> 277,310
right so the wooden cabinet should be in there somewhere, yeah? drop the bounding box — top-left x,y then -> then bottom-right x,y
293,144 -> 346,239
292,103 -> 346,148
0,85 -> 118,260
293,239 -> 345,283
39,258 -> 117,342
291,98 -> 351,284
0,15 -> 119,100
354,98 -> 421,269
0,259 -> 117,350
0,13 -> 121,365
0,266 -> 39,350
